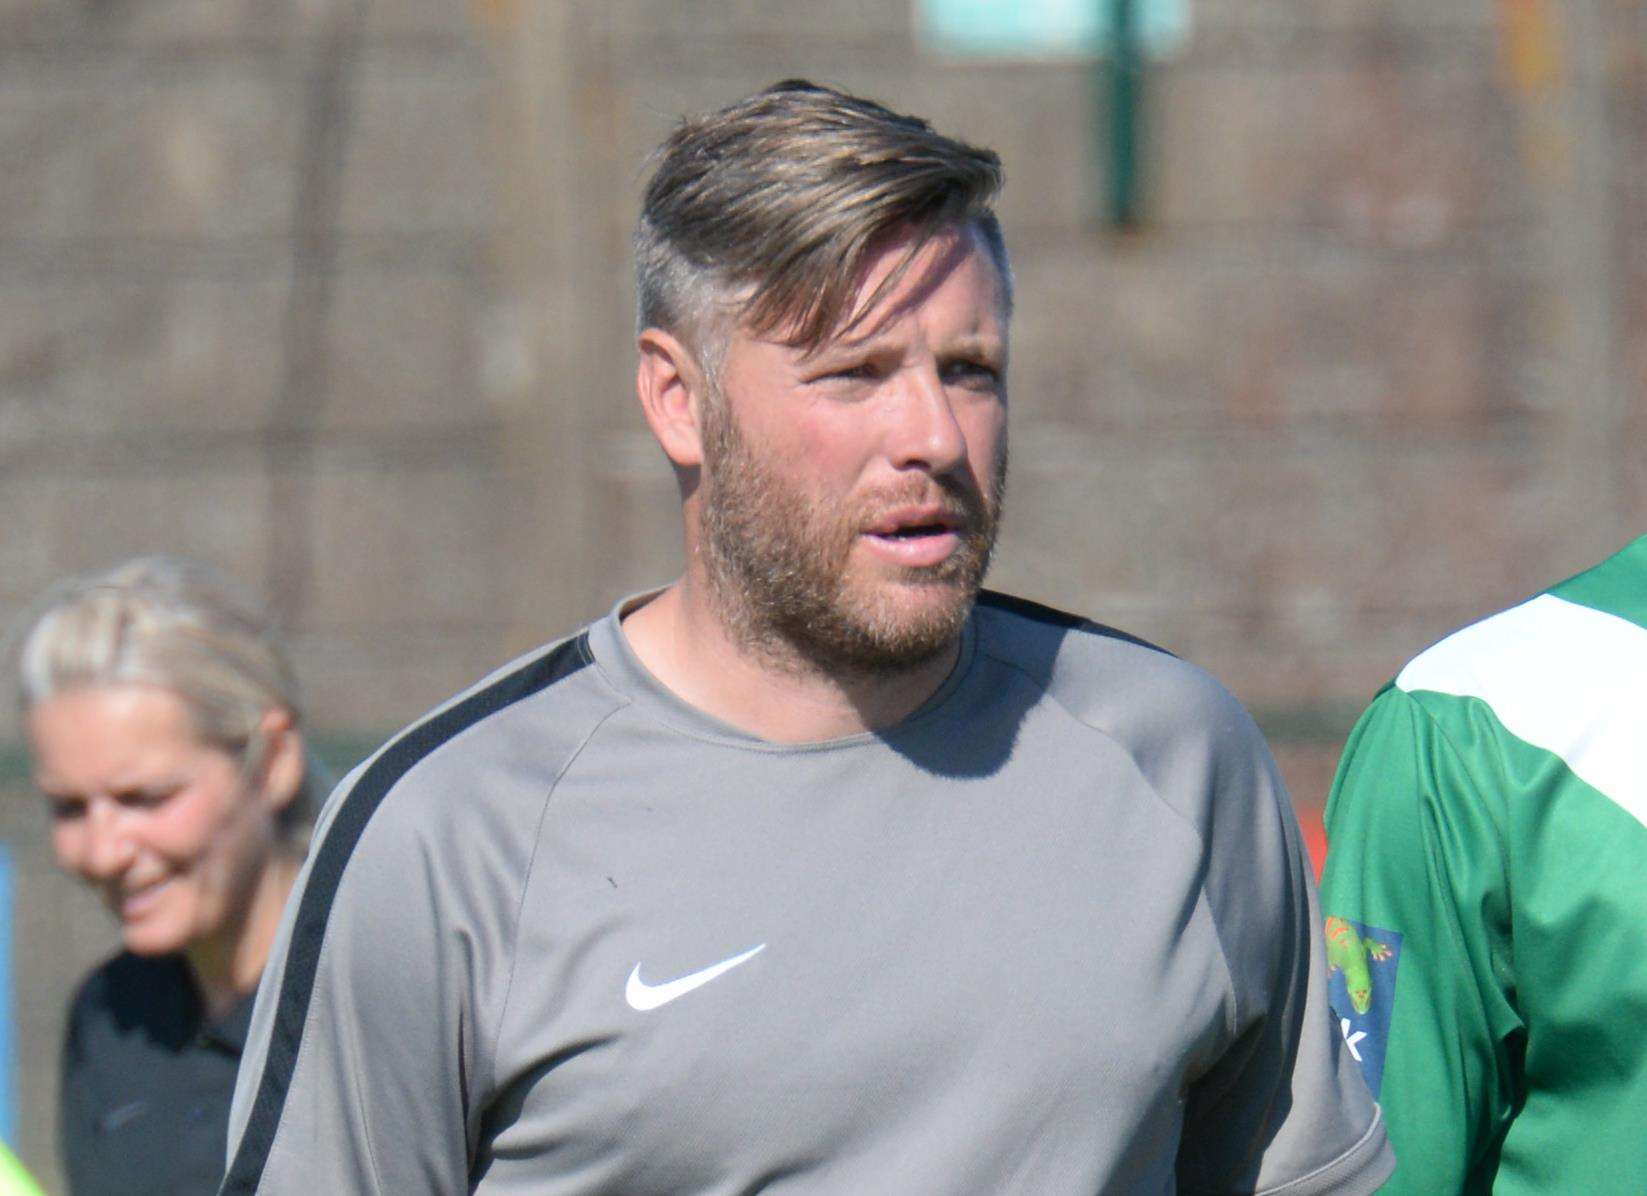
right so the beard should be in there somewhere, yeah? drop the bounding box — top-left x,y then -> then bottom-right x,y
698,393 -> 1006,675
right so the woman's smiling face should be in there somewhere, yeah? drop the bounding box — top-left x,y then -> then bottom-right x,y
29,683 -> 281,960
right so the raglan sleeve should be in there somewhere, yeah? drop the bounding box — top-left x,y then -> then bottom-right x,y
220,762 -> 489,1195
1319,685 -> 1522,1194
1174,694 -> 1393,1196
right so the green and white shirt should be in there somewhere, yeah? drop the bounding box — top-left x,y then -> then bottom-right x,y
1322,536 -> 1647,1194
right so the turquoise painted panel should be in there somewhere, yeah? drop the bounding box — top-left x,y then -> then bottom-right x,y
917,0 -> 1189,59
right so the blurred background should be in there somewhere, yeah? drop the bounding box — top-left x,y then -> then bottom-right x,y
1,0 -> 1643,1186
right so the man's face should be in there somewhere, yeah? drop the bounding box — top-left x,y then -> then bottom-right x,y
698,223 -> 1009,673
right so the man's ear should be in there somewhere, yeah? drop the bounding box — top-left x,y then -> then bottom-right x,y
636,327 -> 711,470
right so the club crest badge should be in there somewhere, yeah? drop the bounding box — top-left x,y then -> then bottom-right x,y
1323,915 -> 1402,1097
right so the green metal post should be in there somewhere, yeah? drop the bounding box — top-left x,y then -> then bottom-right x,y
1101,0 -> 1142,227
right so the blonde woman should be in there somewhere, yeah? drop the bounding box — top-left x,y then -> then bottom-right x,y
15,558 -> 317,1196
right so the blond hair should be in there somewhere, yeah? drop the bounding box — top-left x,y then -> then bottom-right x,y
15,556 -> 320,832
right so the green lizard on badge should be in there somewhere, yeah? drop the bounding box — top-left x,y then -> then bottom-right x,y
1324,915 -> 1392,1015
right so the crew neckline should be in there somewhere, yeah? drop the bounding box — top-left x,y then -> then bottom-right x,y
586,590 -> 980,752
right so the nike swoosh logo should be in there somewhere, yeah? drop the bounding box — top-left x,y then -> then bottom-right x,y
625,943 -> 766,1011
99,1099 -> 149,1132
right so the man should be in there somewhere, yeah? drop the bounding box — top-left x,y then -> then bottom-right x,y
1321,537 -> 1647,1193
223,81 -> 1390,1193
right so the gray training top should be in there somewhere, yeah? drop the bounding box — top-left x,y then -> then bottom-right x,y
223,591 -> 1392,1194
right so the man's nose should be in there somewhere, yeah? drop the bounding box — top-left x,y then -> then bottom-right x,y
81,801 -> 135,880
885,365 -> 967,474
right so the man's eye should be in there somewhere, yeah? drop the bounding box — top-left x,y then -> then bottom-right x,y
944,360 -> 1000,386
821,363 -> 876,382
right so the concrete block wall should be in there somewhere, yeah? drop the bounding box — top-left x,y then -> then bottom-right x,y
0,1 -> 510,1184
1,0 -> 1644,1186
0,0 -> 516,734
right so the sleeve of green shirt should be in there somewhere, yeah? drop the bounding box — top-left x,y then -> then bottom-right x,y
1319,685 -> 1526,1194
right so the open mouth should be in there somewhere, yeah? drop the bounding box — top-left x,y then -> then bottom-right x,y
864,506 -> 963,539
873,522 -> 953,540
862,508 -> 966,565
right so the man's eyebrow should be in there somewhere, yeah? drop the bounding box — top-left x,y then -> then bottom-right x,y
939,333 -> 1005,358
805,336 -> 891,364
806,323 -> 896,355
809,328 -> 1005,360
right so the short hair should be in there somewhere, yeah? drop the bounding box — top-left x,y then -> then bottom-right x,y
635,79 -> 1011,367
14,556 -> 322,835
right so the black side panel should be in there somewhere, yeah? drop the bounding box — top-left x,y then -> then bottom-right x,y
221,634 -> 591,1193
976,589 -> 1173,657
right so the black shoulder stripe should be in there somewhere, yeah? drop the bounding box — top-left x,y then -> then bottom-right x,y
221,634 -> 592,1193
976,589 -> 1175,657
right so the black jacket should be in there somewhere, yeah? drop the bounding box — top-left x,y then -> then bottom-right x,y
60,953 -> 253,1196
